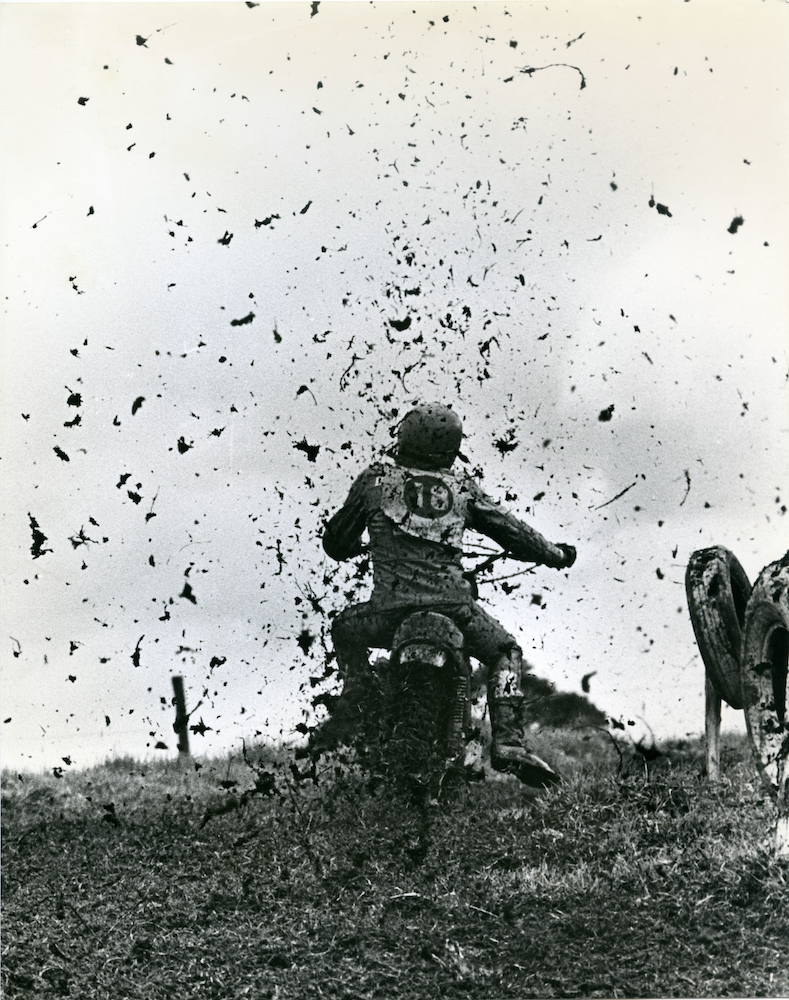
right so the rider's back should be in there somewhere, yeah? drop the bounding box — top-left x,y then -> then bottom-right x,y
324,460 -> 478,606
323,457 -> 568,607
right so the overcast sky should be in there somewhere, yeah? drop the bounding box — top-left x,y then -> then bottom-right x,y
1,0 -> 787,771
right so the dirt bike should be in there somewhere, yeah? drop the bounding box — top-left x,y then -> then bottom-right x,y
306,548 -> 527,805
376,608 -> 476,804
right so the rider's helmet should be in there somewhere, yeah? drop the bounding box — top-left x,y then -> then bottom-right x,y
396,403 -> 463,470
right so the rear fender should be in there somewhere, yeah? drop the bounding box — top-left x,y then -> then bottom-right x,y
391,611 -> 466,675
398,643 -> 450,669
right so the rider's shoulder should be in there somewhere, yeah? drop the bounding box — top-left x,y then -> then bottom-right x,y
366,460 -> 391,477
454,467 -> 487,496
353,461 -> 391,487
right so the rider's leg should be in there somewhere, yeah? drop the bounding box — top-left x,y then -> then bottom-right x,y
331,608 -> 375,687
306,603 -> 402,755
487,647 -> 560,787
447,602 -> 561,788
487,643 -> 524,701
331,602 -> 409,684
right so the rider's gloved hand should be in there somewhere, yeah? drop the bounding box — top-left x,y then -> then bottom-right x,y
556,543 -> 577,568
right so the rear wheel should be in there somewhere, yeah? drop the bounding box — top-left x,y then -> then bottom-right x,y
686,546 -> 751,708
383,651 -> 469,804
384,661 -> 445,802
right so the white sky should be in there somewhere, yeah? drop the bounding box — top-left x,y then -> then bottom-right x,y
1,0 -> 787,771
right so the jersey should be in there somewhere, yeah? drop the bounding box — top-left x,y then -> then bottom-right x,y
323,460 -> 568,607
379,463 -> 468,548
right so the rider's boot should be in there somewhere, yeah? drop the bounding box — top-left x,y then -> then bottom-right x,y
489,699 -> 561,787
487,648 -> 561,788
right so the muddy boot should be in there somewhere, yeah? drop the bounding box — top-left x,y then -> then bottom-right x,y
489,698 -> 561,788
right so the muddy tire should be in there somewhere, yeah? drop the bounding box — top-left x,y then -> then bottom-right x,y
740,552 -> 789,798
685,546 -> 751,709
384,662 -> 448,802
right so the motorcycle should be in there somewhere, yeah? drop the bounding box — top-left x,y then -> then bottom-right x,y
378,608 -> 476,803
305,548 -> 530,804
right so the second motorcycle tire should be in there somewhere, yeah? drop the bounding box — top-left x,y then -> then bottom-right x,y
686,546 -> 751,709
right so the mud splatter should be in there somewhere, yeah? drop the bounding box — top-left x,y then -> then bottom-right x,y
727,215 -> 744,234
68,526 -> 95,549
230,312 -> 255,326
296,385 -> 317,404
520,62 -> 586,90
293,438 -> 320,462
493,429 -> 519,454
591,481 -> 637,511
648,195 -> 672,217
680,469 -> 691,506
131,635 -> 144,667
297,628 -> 316,654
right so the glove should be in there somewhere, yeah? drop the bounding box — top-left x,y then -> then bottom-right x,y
556,543 -> 577,569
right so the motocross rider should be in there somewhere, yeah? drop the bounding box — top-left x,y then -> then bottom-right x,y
319,402 -> 576,787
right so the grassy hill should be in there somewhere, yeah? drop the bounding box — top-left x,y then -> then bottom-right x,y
2,731 -> 787,999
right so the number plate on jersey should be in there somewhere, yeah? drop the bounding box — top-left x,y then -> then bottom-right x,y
403,476 -> 455,519
379,464 -> 466,547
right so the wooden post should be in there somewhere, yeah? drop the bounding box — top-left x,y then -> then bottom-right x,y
705,673 -> 721,782
172,675 -> 191,758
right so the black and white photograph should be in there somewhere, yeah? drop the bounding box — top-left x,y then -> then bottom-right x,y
2,1 -> 788,996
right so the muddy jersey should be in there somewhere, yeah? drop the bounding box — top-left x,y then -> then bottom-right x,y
323,460 -> 568,607
379,464 -> 468,548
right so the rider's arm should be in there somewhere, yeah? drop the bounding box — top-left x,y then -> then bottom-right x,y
466,488 -> 572,569
322,469 -> 371,561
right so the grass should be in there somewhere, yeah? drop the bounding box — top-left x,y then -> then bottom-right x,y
2,731 -> 788,999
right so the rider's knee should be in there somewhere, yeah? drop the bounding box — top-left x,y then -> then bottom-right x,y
490,644 -> 524,700
498,643 -> 523,670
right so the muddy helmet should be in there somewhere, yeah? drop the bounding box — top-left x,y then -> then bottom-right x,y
396,403 -> 463,470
